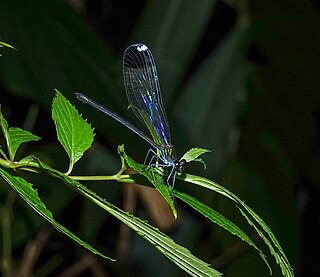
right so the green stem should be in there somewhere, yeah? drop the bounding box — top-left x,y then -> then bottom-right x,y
0,157 -> 11,168
0,156 -> 137,184
65,161 -> 73,176
70,174 -> 133,183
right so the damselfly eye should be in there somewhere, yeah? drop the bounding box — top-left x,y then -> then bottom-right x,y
174,159 -> 186,173
178,159 -> 186,172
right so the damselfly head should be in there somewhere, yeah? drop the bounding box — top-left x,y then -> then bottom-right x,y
175,159 -> 186,173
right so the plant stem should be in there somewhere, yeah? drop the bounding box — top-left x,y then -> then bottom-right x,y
70,174 -> 134,183
0,157 -> 11,168
0,155 -> 137,184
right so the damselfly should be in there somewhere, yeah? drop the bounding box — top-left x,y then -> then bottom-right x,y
76,43 -> 186,188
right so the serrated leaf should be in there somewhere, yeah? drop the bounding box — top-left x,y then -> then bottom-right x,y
174,190 -> 271,274
62,175 -> 220,276
181,147 -> 211,169
181,147 -> 211,162
0,106 -> 11,159
0,108 -> 40,161
17,155 -> 222,277
183,173 -> 294,277
52,90 -> 94,174
117,145 -> 177,219
8,127 -> 40,160
66,177 -> 221,277
0,166 -> 113,261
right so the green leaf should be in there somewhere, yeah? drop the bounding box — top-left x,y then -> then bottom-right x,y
0,39 -> 16,56
67,178 -> 222,277
174,190 -> 271,274
0,167 -> 113,261
63,178 -> 220,276
181,147 -> 211,162
183,173 -> 294,277
17,155 -> 222,277
181,147 -> 211,169
52,90 -> 94,174
8,127 -> 40,160
0,40 -> 16,50
0,106 -> 11,159
0,108 -> 40,161
118,145 -> 177,219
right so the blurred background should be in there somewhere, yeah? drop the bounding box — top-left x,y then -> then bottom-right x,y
0,0 -> 319,276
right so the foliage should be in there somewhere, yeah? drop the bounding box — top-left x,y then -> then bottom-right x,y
0,0 -> 307,275
0,38 -> 15,56
0,92 -> 293,276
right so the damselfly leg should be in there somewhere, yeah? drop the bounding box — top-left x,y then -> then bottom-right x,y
142,148 -> 184,190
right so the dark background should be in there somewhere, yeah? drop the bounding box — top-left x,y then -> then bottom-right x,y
0,0 -> 319,276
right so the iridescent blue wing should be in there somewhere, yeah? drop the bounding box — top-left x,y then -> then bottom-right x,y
123,43 -> 171,147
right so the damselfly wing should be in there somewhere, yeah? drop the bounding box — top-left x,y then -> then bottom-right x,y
76,43 -> 186,188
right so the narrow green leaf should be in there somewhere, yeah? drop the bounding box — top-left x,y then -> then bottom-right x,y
183,173 -> 294,277
0,39 -> 16,56
237,205 -> 291,277
68,178 -> 221,276
181,147 -> 211,169
69,143 -> 291,276
18,155 -> 222,277
118,145 -> 177,219
0,40 -> 16,50
8,127 -> 40,160
52,90 -> 94,174
63,178 -> 220,276
0,167 -> 113,261
174,190 -> 271,273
